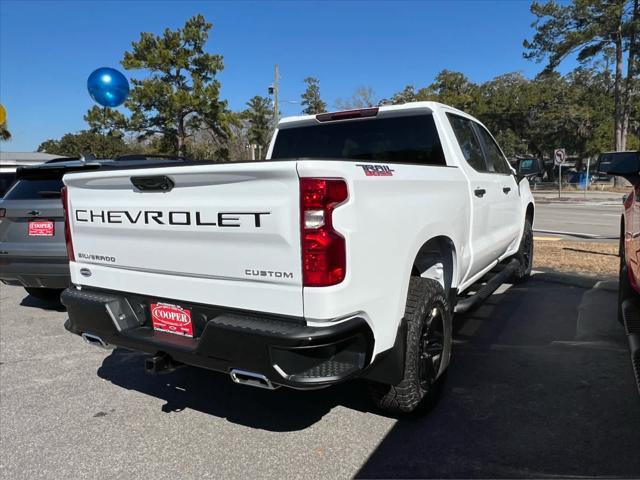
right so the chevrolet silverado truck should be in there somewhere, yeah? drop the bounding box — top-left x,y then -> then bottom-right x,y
597,151 -> 640,395
61,102 -> 535,414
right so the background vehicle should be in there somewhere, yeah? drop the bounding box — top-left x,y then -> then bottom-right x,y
0,155 -> 191,301
61,102 -> 534,414
0,152 -> 60,197
597,150 -> 640,394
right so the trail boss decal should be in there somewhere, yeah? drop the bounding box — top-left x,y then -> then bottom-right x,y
150,303 -> 193,337
74,210 -> 270,228
355,164 -> 395,176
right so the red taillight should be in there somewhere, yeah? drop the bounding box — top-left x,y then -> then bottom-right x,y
61,186 -> 75,261
0,208 -> 5,218
300,178 -> 348,287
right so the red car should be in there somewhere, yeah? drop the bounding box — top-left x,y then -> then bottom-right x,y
598,151 -> 640,394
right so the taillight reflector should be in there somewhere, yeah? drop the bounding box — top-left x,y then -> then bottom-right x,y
300,178 -> 348,287
61,186 -> 75,261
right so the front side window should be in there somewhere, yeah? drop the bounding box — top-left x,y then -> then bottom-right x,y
475,126 -> 512,174
447,114 -> 488,172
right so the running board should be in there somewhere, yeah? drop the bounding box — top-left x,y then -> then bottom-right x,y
454,258 -> 520,314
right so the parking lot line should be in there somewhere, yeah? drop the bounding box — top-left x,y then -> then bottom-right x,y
533,236 -> 562,241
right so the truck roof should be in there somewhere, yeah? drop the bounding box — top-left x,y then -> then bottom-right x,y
277,101 -> 473,129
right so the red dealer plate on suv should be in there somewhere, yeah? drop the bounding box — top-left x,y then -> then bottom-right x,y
28,220 -> 55,236
150,303 -> 193,337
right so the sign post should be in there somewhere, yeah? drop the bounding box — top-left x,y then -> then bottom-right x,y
554,148 -> 567,198
584,156 -> 591,199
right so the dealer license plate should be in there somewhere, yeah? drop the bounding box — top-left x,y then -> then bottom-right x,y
150,302 -> 193,337
28,220 -> 55,236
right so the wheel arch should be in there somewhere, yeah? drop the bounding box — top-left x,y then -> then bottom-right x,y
410,236 -> 457,293
526,202 -> 534,224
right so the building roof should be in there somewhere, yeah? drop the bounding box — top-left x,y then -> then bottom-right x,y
0,152 -> 61,166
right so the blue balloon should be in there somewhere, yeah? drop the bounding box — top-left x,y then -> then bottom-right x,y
87,67 -> 129,107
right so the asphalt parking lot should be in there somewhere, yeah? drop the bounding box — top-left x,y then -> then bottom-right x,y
1,273 -> 639,479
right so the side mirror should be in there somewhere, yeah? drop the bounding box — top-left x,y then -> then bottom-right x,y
597,152 -> 640,185
516,172 -> 539,184
515,158 -> 542,183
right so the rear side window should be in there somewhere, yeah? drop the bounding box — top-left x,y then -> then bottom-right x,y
4,179 -> 64,200
475,126 -> 512,174
447,114 -> 488,172
0,172 -> 16,197
271,114 -> 446,166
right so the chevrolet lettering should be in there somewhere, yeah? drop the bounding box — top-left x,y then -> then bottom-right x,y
74,209 -> 270,227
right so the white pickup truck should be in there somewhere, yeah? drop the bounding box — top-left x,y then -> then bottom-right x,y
61,102 -> 534,414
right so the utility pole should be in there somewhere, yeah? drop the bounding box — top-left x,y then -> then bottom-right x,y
273,64 -> 279,126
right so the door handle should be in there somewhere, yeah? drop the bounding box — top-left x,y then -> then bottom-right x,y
474,188 -> 486,198
503,187 -> 511,194
131,175 -> 174,192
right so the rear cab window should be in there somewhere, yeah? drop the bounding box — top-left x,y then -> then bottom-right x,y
3,179 -> 64,200
271,114 -> 446,166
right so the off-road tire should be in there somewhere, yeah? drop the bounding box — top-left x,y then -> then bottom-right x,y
513,218 -> 533,282
370,277 -> 452,416
24,287 -> 63,302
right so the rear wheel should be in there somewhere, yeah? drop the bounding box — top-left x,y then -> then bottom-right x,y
24,287 -> 63,302
370,277 -> 452,415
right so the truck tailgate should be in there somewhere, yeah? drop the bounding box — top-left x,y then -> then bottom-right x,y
63,162 -> 303,317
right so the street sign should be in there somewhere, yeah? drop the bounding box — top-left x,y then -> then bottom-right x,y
554,148 -> 567,166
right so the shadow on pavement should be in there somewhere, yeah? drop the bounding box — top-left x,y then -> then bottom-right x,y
96,272 -> 640,476
357,275 -> 640,478
19,293 -> 66,312
97,348 -> 378,432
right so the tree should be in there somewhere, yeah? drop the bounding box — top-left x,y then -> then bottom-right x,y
84,106 -> 126,137
37,131 -> 127,158
524,0 -> 640,150
387,68 -> 623,162
429,70 -> 478,111
244,96 -> 273,159
389,85 -> 434,104
335,86 -> 377,110
300,77 -> 326,114
186,110 -> 245,161
0,123 -> 10,141
121,14 -> 229,156
389,71 -> 477,109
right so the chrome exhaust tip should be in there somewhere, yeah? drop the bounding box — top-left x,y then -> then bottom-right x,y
230,369 -> 277,390
81,332 -> 110,349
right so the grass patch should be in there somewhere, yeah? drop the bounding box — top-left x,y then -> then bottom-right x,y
534,240 -> 618,277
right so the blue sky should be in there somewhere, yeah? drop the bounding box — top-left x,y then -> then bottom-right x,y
0,0 -> 573,152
